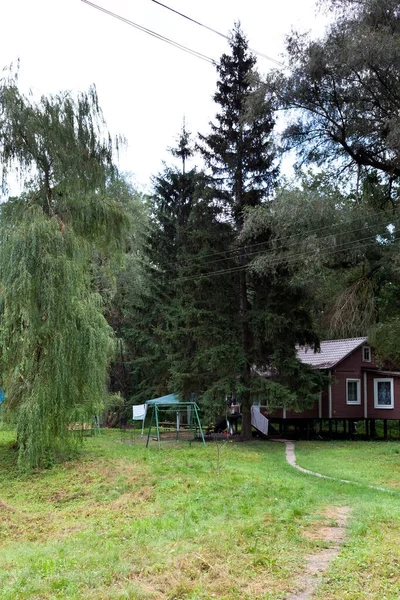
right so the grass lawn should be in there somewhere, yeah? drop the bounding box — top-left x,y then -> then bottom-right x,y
1,430 -> 400,599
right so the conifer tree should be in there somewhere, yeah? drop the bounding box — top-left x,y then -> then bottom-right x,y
198,24 -> 278,436
121,126 -> 241,414
0,69 -> 129,468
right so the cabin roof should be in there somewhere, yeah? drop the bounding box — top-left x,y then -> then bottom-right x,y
297,337 -> 367,369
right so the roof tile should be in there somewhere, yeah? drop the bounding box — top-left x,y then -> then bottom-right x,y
297,337 -> 367,369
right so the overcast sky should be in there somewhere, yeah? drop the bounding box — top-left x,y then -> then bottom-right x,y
1,0 -> 330,191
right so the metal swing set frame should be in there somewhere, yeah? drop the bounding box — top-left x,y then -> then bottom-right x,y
144,395 -> 206,448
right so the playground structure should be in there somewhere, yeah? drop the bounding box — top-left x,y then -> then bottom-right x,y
123,395 -> 269,446
144,394 -> 206,447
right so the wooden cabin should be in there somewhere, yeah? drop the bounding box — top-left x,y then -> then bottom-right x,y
264,337 -> 400,438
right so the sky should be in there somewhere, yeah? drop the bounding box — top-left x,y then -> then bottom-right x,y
1,0 -> 330,192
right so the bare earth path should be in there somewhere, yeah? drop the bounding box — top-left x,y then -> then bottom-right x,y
286,504 -> 350,599
275,439 -> 396,598
279,441 -> 351,599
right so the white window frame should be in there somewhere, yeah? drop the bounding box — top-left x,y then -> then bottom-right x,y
346,378 -> 361,405
374,378 -> 394,409
362,346 -> 371,362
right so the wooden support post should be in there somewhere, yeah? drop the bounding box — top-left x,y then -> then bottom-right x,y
343,419 -> 346,435
329,419 -> 332,438
384,419 -> 388,440
366,418 -> 369,439
371,419 -> 376,437
335,420 -> 338,433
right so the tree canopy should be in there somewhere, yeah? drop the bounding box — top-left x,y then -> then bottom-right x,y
0,70 -> 130,468
273,0 -> 400,200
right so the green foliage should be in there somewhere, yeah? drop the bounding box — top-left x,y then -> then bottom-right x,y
369,319 -> 400,369
0,69 -> 130,468
0,203 -> 116,468
198,22 -> 277,218
198,25 -> 286,434
165,206 -> 242,402
122,127 -> 244,408
102,180 -> 150,404
242,173 -> 400,340
260,0 -> 400,365
137,29 -> 324,423
273,0 -> 400,199
0,66 -> 118,199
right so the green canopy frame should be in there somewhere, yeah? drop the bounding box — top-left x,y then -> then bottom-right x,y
145,394 -> 206,447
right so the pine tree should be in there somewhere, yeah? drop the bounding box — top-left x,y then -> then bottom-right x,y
121,126 -> 241,416
198,24 -> 278,436
0,69 -> 129,468
198,24 -> 277,220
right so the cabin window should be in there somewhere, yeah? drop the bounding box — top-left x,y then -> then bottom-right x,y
362,346 -> 371,362
346,379 -> 361,405
374,378 -> 394,409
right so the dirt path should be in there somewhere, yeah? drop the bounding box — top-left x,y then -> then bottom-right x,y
287,505 -> 350,599
0,498 -> 15,512
273,439 -> 395,598
279,441 -> 353,598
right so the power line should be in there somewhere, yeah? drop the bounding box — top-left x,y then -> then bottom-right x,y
149,0 -> 287,69
171,228 -> 397,283
81,0 -> 215,64
171,237 -> 380,283
162,204 -> 400,268
161,219 -> 388,271
156,205 -> 400,270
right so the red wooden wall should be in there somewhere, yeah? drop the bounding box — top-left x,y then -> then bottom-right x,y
262,345 -> 400,421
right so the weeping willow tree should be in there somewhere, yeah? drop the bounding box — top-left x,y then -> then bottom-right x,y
0,67 -> 129,468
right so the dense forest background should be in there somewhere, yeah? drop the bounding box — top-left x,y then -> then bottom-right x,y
0,0 -> 399,466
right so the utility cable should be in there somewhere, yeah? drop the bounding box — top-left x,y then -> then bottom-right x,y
81,0 -> 215,64
160,218 -> 395,271
170,238 -> 380,283
149,0 -> 287,69
155,205 -> 400,270
170,230 -> 396,283
155,204 -> 400,268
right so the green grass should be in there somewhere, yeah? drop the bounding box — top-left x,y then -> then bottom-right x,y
1,430 -> 400,599
295,440 -> 400,488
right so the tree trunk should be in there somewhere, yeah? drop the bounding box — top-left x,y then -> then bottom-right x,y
241,388 -> 252,438
239,245 -> 253,439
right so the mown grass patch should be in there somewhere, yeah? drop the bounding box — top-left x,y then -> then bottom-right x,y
1,431 -> 400,599
295,440 -> 400,488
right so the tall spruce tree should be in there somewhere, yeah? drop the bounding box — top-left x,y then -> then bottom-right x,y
198,24 -> 278,436
0,70 -> 129,468
123,126 -> 241,412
